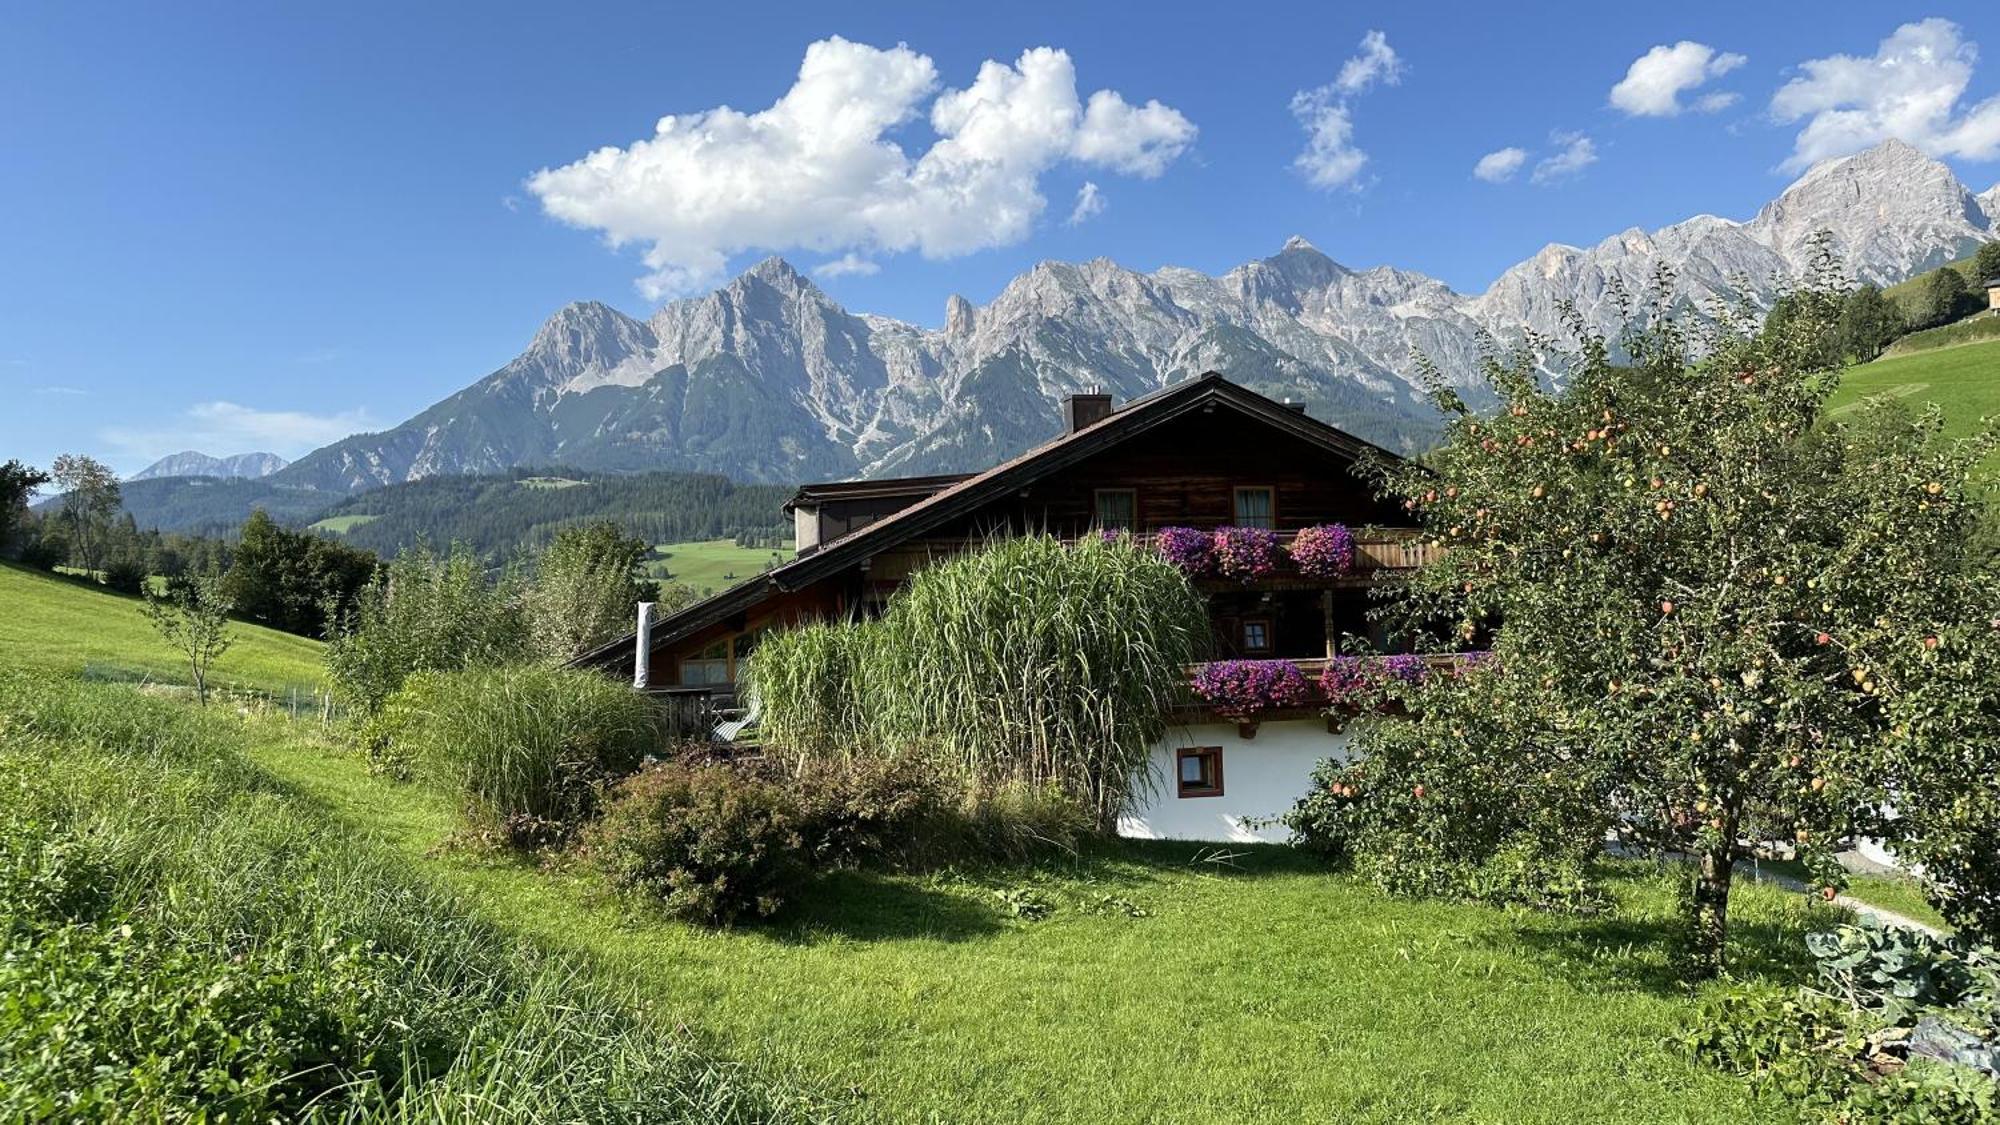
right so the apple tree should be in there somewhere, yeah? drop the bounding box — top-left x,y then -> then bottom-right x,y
1319,263 -> 2000,978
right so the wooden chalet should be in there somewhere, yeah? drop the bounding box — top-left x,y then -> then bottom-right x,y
575,372 -> 1435,729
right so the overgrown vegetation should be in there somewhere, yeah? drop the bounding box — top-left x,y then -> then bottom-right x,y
378,664 -> 663,847
1296,248 -> 2000,978
1685,920 -> 2000,1121
324,540 -> 530,710
0,672 -> 819,1122
747,534 -> 1208,829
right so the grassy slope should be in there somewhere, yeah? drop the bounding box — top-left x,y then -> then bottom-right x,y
0,562 -> 325,694
307,513 -> 379,533
1827,337 -> 2000,463
652,538 -> 795,593
255,735 -> 1808,1124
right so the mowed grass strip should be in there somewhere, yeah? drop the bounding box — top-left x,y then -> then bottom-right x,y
0,562 -> 325,694
254,731 -> 1809,1124
650,538 -> 794,592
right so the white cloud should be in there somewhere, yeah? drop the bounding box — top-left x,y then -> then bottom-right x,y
1337,30 -> 1403,94
1772,18 -> 2000,171
1694,91 -> 1740,114
1531,131 -> 1598,183
813,252 -> 879,279
101,401 -> 375,461
1609,41 -> 1746,117
527,37 -> 1196,299
34,385 -> 89,396
1472,147 -> 1527,183
1291,30 -> 1403,190
1068,181 -> 1105,224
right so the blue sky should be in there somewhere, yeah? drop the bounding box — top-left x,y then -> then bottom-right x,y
5,1 -> 1999,475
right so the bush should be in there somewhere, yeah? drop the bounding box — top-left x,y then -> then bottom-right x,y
794,754 -> 951,869
392,665 -> 664,847
586,761 -> 812,925
102,554 -> 149,595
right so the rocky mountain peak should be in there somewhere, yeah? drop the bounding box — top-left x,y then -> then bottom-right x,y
130,450 -> 289,482
273,140 -> 1996,494
945,293 -> 975,338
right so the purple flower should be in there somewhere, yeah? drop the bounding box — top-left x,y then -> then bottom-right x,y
1192,659 -> 1313,719
1289,524 -> 1356,578
1213,527 -> 1279,582
1154,526 -> 1215,576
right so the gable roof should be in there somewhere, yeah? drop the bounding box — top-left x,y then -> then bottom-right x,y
573,372 -> 1411,669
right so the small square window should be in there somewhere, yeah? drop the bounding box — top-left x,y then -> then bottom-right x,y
1094,489 -> 1136,532
1233,487 -> 1274,530
1241,619 -> 1271,653
1177,747 -> 1224,798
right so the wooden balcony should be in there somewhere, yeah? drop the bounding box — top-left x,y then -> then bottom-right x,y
867,527 -> 1442,587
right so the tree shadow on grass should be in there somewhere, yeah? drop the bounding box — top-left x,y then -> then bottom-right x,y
763,869 -> 1006,945
1491,897 -> 1827,999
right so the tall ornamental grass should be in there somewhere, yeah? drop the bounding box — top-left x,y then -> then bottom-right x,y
746,535 -> 1207,828
390,664 -> 664,844
0,671 -> 822,1122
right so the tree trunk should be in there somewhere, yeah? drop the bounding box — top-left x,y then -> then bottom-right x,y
1687,809 -> 1739,980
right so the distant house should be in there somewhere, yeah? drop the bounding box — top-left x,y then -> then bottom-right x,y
574,373 -> 1444,843
1986,276 -> 2000,313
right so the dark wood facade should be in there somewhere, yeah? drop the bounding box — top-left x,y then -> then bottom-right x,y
574,374 -> 1429,706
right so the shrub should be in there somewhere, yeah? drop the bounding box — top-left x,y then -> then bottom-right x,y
794,754 -> 951,869
1212,526 -> 1278,582
1191,659 -> 1314,719
393,665 -> 664,847
102,554 -> 149,595
586,761 -> 811,925
1287,523 -> 1355,577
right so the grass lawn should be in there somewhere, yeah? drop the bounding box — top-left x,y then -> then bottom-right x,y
306,512 -> 379,533
0,562 -> 325,695
1827,337 -> 2000,473
651,538 -> 795,593
251,730 -> 1820,1123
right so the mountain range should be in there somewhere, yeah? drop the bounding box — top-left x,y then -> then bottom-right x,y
131,451 -> 288,481
272,139 -> 2000,493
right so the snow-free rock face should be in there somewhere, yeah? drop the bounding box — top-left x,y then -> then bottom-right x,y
274,140 -> 1997,492
130,451 -> 288,481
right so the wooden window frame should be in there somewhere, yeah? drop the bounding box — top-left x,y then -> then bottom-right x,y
1093,488 -> 1138,532
1232,485 -> 1276,530
1240,617 -> 1272,654
1176,746 -> 1225,799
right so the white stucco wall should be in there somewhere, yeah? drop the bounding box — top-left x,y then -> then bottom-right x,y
1118,719 -> 1356,844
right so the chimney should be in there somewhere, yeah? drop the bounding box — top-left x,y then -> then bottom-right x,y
632,602 -> 655,690
1281,397 -> 1308,414
1064,391 -> 1113,433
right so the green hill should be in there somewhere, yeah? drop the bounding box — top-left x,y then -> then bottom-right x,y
0,562 -> 325,694
36,475 -> 335,537
305,467 -> 793,559
1827,337 -> 2000,471
645,538 -> 793,594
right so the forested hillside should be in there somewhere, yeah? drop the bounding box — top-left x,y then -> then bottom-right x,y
310,468 -> 793,558
38,476 -> 333,538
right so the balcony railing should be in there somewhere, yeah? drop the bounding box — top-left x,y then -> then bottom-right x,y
1179,652 -> 1490,726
